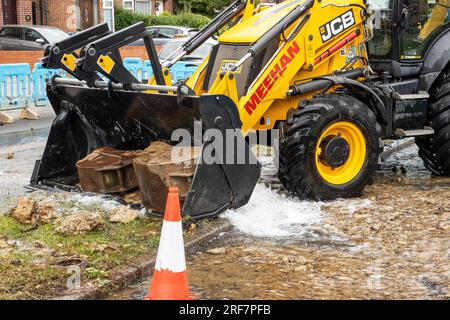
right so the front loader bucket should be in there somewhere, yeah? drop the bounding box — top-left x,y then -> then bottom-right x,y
31,83 -> 201,188
31,83 -> 260,218
183,95 -> 261,218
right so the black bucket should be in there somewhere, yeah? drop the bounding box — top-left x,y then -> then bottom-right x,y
31,83 -> 260,218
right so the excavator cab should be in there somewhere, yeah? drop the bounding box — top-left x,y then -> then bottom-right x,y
367,0 -> 450,75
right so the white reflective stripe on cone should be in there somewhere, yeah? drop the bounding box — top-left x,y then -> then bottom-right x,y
154,220 -> 186,273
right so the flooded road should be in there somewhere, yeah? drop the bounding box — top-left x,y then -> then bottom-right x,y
0,129 -> 48,207
109,143 -> 449,300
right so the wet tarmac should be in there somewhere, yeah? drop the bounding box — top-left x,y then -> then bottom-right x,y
0,127 -> 49,148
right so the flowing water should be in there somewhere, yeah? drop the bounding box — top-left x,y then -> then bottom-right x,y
109,143 -> 449,300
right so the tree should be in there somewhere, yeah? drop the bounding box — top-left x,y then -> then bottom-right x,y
175,0 -> 235,17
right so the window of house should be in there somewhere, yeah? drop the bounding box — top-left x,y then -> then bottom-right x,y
123,0 -> 134,11
103,0 -> 115,32
135,0 -> 151,15
155,0 -> 164,16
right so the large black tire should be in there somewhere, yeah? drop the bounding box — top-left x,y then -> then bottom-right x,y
416,71 -> 450,175
278,93 -> 382,200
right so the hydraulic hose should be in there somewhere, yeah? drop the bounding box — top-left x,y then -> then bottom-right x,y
288,68 -> 366,96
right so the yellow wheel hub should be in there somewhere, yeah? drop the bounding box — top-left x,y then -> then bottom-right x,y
315,121 -> 366,185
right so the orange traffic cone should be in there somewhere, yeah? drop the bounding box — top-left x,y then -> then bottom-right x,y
145,186 -> 191,300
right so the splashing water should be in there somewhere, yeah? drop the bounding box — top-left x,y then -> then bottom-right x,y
221,184 -> 323,238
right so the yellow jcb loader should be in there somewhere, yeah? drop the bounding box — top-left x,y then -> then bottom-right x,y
33,0 -> 450,218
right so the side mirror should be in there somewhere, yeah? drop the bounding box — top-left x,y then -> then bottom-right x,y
35,38 -> 45,44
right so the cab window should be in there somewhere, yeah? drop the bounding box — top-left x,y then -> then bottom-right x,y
400,0 -> 448,60
367,0 -> 394,59
367,0 -> 448,60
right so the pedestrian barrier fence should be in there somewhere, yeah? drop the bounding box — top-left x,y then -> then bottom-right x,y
32,63 -> 66,107
123,58 -> 143,80
0,63 -> 31,110
170,61 -> 199,84
142,60 -> 153,82
0,58 -> 197,110
141,59 -> 199,84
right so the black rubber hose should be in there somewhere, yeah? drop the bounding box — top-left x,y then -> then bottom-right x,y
248,0 -> 314,57
289,68 -> 365,96
183,1 -> 247,54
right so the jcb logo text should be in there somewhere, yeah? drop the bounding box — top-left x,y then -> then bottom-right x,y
320,10 -> 355,43
220,60 -> 241,73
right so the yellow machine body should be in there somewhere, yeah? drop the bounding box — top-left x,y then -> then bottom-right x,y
185,0 -> 369,134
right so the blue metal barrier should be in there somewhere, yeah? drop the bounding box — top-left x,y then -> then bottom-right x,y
1,57 -> 179,110
124,58 -> 143,81
142,60 -> 152,82
32,63 -> 65,107
0,63 -> 31,110
142,60 -> 199,84
170,61 -> 199,84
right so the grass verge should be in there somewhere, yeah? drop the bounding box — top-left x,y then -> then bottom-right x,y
0,214 -> 162,299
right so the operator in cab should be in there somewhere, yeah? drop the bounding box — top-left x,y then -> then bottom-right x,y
419,0 -> 450,39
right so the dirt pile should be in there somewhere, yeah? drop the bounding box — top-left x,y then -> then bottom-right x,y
109,206 -> 139,224
10,197 -> 35,224
36,202 -> 56,224
56,212 -> 104,235
10,197 -> 55,225
123,191 -> 142,205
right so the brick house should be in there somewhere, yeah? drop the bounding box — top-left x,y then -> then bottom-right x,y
0,0 -> 115,32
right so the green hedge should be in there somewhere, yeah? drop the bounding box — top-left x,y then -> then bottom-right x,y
114,7 -> 211,31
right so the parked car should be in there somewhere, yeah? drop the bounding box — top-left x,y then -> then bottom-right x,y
131,26 -> 198,47
0,25 -> 68,51
158,38 -> 215,62
147,38 -> 217,84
